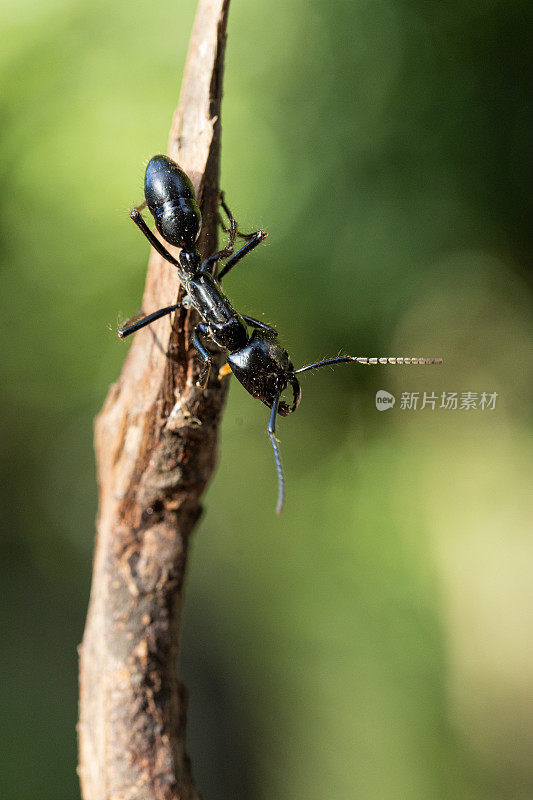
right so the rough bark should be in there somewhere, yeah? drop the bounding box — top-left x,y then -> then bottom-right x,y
78,2 -> 231,798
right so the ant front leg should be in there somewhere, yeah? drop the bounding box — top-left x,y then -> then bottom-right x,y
192,323 -> 216,388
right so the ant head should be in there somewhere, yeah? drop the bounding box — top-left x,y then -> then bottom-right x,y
144,155 -> 202,249
227,329 -> 295,409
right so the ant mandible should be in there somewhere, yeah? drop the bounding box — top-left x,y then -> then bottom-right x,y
119,155 -> 442,514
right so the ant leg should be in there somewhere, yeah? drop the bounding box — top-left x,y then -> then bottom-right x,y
118,303 -> 181,339
267,395 -> 285,515
218,193 -> 259,241
201,240 -> 235,274
192,323 -> 215,388
201,193 -> 237,273
217,231 -> 268,280
217,214 -> 258,241
130,208 -> 179,267
241,315 -> 278,336
218,213 -> 259,241
205,193 -> 267,277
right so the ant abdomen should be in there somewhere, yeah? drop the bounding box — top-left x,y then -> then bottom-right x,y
144,154 -> 201,249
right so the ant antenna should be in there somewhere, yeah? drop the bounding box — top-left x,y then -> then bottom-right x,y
267,396 -> 285,515
295,355 -> 442,374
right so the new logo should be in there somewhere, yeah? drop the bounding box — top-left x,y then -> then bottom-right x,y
375,390 -> 396,411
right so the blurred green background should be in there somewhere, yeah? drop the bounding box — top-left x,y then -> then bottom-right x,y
1,0 -> 532,798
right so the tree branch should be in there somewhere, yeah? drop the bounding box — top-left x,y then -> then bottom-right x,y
78,2 -> 231,798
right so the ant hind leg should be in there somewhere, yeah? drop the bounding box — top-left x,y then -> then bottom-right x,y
216,231 -> 268,280
218,193 -> 258,241
129,207 -> 179,267
213,194 -> 268,280
201,192 -> 238,274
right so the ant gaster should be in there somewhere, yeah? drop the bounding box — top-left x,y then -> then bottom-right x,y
119,155 -> 442,514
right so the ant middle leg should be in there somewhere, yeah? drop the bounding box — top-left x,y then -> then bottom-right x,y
192,323 -> 216,388
118,302 -> 181,339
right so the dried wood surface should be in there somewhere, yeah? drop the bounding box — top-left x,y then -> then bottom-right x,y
78,2 -> 231,798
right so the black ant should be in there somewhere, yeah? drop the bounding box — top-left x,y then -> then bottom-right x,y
119,155 -> 442,514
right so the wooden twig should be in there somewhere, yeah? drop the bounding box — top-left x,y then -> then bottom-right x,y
78,2 -> 231,798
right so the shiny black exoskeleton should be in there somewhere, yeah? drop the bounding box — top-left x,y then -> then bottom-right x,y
124,155 -> 270,390
144,155 -> 201,249
119,155 -> 442,513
